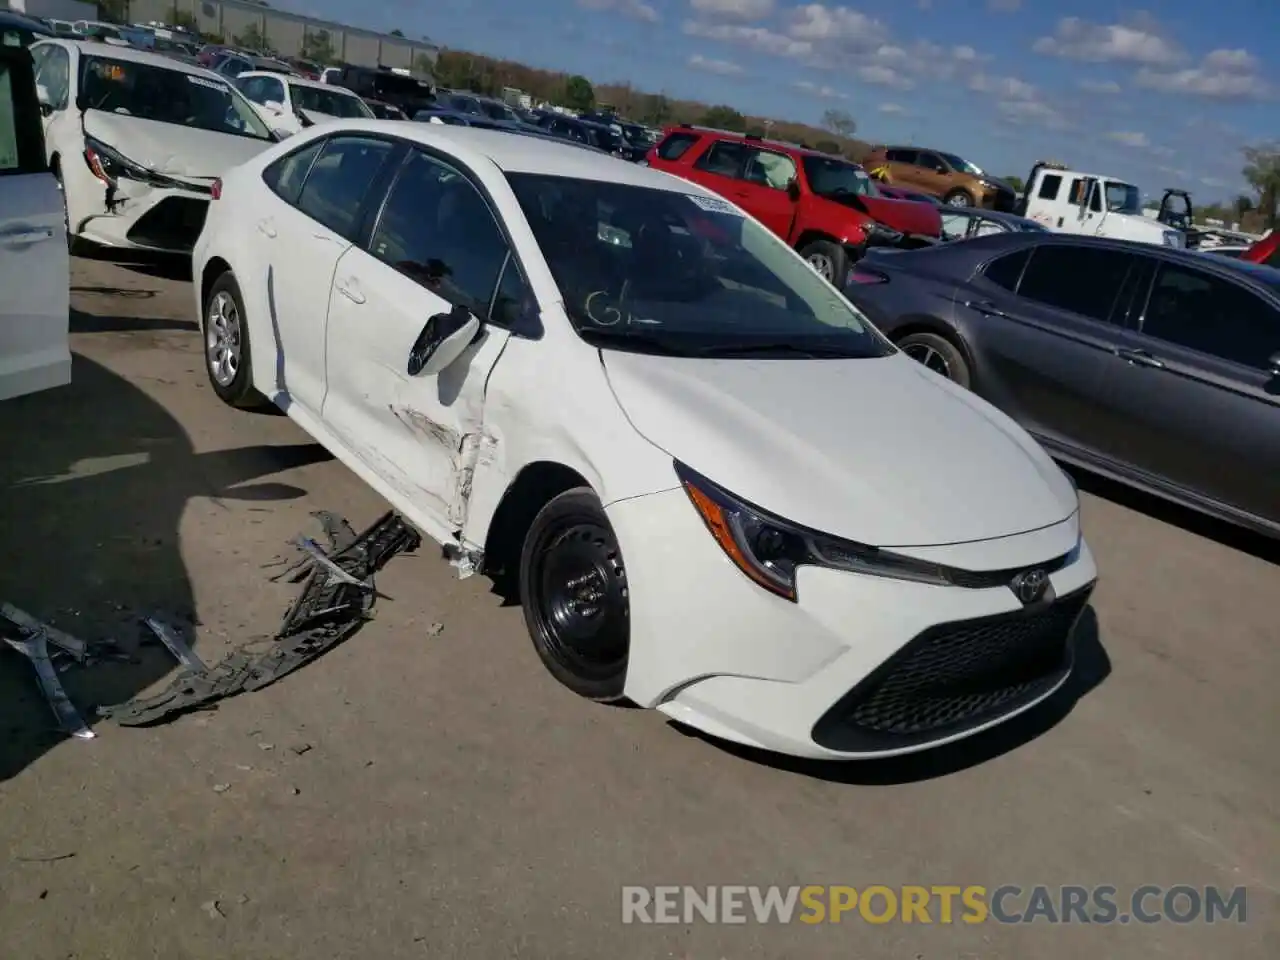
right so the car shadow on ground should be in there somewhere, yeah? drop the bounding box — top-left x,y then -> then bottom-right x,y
1066,467 -> 1280,566
70,306 -> 198,334
671,606 -> 1111,784
78,247 -> 193,284
0,353 -> 332,782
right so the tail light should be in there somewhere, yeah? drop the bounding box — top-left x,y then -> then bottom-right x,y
210,178 -> 222,200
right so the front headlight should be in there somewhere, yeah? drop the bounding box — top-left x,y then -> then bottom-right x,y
676,462 -> 953,601
864,221 -> 904,244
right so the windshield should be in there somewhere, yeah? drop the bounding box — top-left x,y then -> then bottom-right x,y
801,156 -> 881,199
938,151 -> 983,176
79,56 -> 273,140
506,174 -> 892,359
290,83 -> 373,119
1105,181 -> 1142,214
444,93 -> 483,115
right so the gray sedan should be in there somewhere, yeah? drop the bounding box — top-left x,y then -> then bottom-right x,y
844,232 -> 1280,537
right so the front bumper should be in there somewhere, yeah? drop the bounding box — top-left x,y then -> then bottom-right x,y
76,180 -> 213,254
608,488 -> 1097,760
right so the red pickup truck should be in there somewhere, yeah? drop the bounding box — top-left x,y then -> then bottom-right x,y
645,124 -> 942,283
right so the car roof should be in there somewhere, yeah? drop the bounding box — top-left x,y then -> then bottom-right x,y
0,10 -> 53,31
242,71 -> 346,92
38,37 -> 222,75
663,123 -> 851,161
307,121 -> 708,190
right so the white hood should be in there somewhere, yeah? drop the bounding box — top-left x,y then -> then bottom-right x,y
603,351 -> 1077,548
83,111 -> 272,182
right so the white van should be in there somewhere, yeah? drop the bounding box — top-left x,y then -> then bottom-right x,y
1020,164 -> 1184,248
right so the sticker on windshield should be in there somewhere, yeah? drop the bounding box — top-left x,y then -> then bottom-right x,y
685,193 -> 742,216
187,75 -> 225,92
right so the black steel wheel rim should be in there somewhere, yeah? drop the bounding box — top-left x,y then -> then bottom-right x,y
903,341 -> 952,378
530,516 -> 628,677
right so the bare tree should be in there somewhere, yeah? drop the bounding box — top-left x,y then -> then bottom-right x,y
820,108 -> 856,139
1242,144 -> 1280,229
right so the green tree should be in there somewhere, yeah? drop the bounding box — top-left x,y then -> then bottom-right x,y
1242,144 -> 1280,229
390,29 -> 405,37
563,74 -> 595,112
301,28 -> 337,65
700,104 -> 745,131
1003,175 -> 1025,193
412,53 -> 436,78
820,108 -> 856,138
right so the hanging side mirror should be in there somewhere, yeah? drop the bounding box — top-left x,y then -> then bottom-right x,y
407,303 -> 483,377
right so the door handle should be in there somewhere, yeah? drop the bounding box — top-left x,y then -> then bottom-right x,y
0,227 -> 54,247
1114,347 -> 1164,369
335,277 -> 365,304
964,299 -> 1008,318
256,218 -> 277,238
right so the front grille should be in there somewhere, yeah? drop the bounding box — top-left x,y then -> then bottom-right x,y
125,196 -> 209,252
812,586 -> 1092,753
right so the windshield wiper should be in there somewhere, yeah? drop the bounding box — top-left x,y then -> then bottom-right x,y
690,341 -> 866,359
574,325 -> 700,357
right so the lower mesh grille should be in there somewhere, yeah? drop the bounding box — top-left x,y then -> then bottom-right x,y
125,196 -> 209,251
812,586 -> 1092,753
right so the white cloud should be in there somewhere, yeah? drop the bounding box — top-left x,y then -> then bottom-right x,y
577,0 -> 659,22
689,0 -> 775,19
1107,130 -> 1149,148
682,20 -> 812,58
786,3 -> 890,46
1137,47 -> 1272,101
987,0 -> 1021,12
998,98 -> 1069,130
969,72 -> 1037,100
1078,79 -> 1122,94
688,53 -> 745,75
793,79 -> 847,99
1032,16 -> 1181,66
879,102 -> 907,114
1200,176 -> 1230,188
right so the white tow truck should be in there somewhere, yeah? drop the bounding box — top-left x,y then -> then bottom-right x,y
1016,161 -> 1185,249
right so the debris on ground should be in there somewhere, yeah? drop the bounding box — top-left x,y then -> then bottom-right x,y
289,743 -> 312,756
427,622 -> 444,637
212,783 -> 231,794
1,611 -> 96,741
201,899 -> 225,919
97,510 -> 421,727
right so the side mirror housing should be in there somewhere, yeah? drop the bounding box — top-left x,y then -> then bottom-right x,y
407,304 -> 482,377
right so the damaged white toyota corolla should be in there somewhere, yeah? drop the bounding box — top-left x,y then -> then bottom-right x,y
193,122 -> 1098,760
29,39 -> 275,254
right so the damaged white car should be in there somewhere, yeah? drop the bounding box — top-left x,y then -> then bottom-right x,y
194,123 -> 1097,761
29,39 -> 275,254
235,71 -> 374,138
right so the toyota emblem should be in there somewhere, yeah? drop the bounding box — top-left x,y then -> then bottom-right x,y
1010,568 -> 1050,605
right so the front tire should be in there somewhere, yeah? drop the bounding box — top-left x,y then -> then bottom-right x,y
798,238 -> 849,285
944,189 -> 975,207
897,331 -> 972,388
519,487 -> 629,702
203,271 -> 263,409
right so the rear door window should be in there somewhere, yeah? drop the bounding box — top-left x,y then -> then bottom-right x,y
887,148 -> 918,164
1016,245 -> 1134,323
1139,264 -> 1280,370
656,132 -> 698,161
693,140 -> 748,179
982,248 -> 1031,291
295,135 -> 397,240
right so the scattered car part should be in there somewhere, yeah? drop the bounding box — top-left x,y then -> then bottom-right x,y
1,603 -> 87,659
3,629 -> 95,739
144,616 -> 207,673
99,511 -> 420,726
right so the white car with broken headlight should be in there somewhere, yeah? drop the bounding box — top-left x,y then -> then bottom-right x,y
193,122 -> 1098,760
29,39 -> 276,254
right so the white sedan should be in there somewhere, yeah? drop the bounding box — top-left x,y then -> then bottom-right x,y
235,71 -> 374,137
193,122 -> 1098,760
29,39 -> 276,254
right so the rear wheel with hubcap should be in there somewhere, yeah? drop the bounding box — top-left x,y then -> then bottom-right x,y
944,189 -> 975,207
896,331 -> 972,388
203,272 -> 264,409
519,488 -> 630,702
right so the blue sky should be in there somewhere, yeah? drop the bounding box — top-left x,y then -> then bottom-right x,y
284,0 -> 1278,203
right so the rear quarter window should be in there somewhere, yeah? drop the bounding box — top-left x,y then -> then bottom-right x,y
656,132 -> 698,161
982,248 -> 1031,291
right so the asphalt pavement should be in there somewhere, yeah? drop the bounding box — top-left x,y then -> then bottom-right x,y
0,254 -> 1275,959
